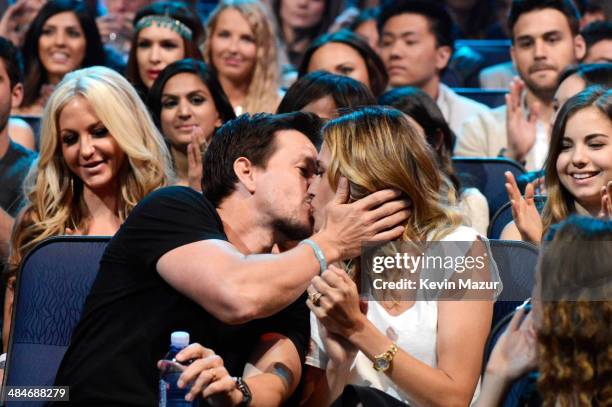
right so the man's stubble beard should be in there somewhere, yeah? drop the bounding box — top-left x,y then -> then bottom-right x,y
272,216 -> 313,243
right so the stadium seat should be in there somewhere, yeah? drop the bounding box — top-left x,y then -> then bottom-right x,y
3,236 -> 110,406
452,157 -> 526,219
488,239 -> 539,328
455,39 -> 512,69
453,88 -> 507,108
488,196 -> 547,239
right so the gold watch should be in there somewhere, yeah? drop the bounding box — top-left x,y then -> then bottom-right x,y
373,343 -> 398,372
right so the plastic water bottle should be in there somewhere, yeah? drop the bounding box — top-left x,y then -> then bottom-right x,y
159,331 -> 197,406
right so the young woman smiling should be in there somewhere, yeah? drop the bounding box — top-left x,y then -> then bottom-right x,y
503,86 -> 612,243
13,0 -> 105,117
3,66 -> 172,353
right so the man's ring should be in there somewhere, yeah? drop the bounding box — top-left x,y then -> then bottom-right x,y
309,292 -> 323,306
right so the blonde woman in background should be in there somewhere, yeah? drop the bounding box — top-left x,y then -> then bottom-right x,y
203,0 -> 281,114
3,66 -> 173,354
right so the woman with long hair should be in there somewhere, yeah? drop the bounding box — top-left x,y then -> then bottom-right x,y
301,106 -> 495,406
125,1 -> 204,96
298,30 -> 388,97
379,86 -> 489,235
148,59 -> 236,191
3,66 -> 173,352
203,0 -> 280,115
503,86 -> 612,242
14,0 -> 106,116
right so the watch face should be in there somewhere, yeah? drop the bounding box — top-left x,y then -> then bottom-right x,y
374,357 -> 390,371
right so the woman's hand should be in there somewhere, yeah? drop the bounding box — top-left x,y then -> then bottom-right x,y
158,343 -> 243,406
504,171 -> 543,243
485,306 -> 537,381
599,180 -> 612,219
187,126 -> 207,192
307,265 -> 366,340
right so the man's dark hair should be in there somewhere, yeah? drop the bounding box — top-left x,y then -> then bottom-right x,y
0,37 -> 23,89
203,112 -> 323,206
581,20 -> 612,50
277,71 -> 376,115
377,0 -> 455,50
508,0 -> 581,40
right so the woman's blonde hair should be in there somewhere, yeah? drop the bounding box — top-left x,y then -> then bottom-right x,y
7,66 -> 173,274
203,0 -> 280,114
542,86 -> 612,235
323,106 -> 462,243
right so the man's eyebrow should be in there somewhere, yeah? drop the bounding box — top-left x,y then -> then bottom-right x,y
516,30 -> 563,42
383,30 -> 417,37
515,34 -> 534,42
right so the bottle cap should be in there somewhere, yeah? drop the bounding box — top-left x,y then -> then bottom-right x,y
170,331 -> 190,348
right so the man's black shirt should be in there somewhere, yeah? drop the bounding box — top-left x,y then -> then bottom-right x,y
54,186 -> 309,406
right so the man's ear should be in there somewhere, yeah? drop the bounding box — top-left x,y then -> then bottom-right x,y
11,83 -> 23,109
573,34 -> 586,61
233,157 -> 257,193
435,45 -> 452,71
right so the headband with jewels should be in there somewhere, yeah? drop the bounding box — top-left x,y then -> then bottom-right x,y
135,15 -> 193,41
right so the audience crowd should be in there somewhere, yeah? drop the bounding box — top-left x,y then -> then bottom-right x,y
0,0 -> 610,406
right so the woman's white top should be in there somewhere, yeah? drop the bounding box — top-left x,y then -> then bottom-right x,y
306,226 -> 487,406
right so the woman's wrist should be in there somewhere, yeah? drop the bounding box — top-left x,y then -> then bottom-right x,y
347,315 -> 380,354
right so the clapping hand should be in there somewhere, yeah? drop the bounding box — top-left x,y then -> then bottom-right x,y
187,126 -> 207,192
485,305 -> 537,381
505,171 -> 543,243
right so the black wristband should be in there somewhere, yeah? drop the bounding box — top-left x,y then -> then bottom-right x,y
234,376 -> 252,406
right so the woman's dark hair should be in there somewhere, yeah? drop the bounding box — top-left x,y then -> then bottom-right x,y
147,58 -> 236,130
297,30 -> 388,96
379,86 -> 461,197
272,0 -> 343,65
277,70 -> 376,114
126,1 -> 204,93
557,63 -> 612,89
20,0 -> 105,108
